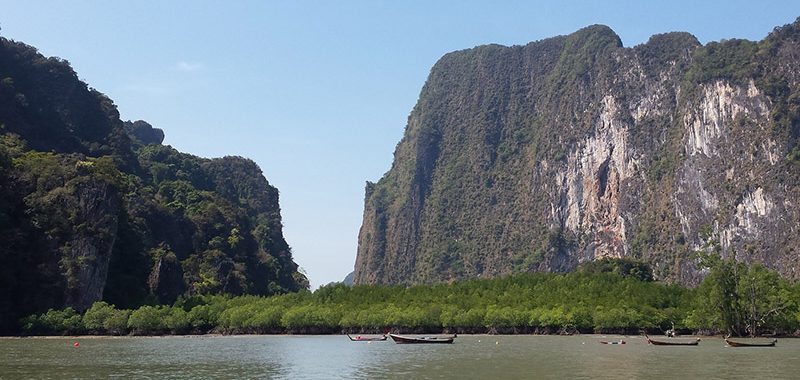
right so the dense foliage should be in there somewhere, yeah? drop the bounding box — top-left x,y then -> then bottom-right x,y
0,37 -> 307,334
686,255 -> 798,336
20,261 -> 800,336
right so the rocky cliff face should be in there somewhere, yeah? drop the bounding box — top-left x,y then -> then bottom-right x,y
124,120 -> 164,145
0,37 -> 307,332
60,177 -> 121,312
355,19 -> 800,285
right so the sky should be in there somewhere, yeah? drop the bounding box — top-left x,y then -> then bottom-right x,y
1,1 -> 799,289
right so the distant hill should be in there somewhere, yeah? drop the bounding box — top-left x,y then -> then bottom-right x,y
355,19 -> 800,285
342,271 -> 355,286
0,37 -> 308,333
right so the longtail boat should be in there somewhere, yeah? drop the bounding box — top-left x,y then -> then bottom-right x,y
389,333 -> 455,344
645,334 -> 700,346
346,334 -> 387,341
600,340 -> 626,345
725,338 -> 777,347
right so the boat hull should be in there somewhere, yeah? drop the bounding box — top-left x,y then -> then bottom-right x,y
725,338 -> 776,347
347,334 -> 387,341
645,335 -> 699,346
389,333 -> 454,344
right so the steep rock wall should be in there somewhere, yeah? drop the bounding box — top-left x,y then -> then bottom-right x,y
355,20 -> 800,285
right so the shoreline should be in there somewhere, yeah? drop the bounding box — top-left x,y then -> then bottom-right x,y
3,332 -> 795,339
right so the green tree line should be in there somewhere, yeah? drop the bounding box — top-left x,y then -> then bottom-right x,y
20,258 -> 800,337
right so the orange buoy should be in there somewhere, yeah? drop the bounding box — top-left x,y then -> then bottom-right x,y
73,342 -> 80,347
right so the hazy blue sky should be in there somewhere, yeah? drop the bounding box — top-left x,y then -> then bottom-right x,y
2,1 -> 799,288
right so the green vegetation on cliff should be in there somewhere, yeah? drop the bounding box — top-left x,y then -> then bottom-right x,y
0,37 -> 307,334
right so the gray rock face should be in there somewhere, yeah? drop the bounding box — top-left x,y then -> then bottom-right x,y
124,120 -> 165,145
342,271 -> 355,286
61,178 -> 120,312
148,252 -> 185,305
354,21 -> 800,285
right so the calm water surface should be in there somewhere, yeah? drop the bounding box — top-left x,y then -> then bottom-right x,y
1,335 -> 797,379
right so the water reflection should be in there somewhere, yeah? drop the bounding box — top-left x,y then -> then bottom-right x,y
1,335 -> 798,379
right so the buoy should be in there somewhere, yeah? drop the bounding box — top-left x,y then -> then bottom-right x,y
73,342 -> 80,347
496,341 -> 499,345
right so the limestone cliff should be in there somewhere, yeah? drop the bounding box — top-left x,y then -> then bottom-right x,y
0,36 -> 307,333
355,20 -> 800,285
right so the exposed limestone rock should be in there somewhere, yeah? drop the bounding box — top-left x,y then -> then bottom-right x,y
123,120 -> 164,145
148,253 -> 185,305
553,95 -> 636,258
355,20 -> 800,285
684,81 -> 771,158
61,180 -> 120,312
